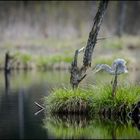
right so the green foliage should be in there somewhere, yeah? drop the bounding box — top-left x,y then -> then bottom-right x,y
43,116 -> 107,139
36,55 -> 72,69
0,36 -> 139,70
14,52 -> 32,64
4,51 -> 73,70
36,56 -> 49,69
20,54 -> 32,64
44,84 -> 140,114
47,55 -> 73,63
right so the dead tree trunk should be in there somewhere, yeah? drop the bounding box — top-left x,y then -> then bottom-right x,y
70,0 -> 109,89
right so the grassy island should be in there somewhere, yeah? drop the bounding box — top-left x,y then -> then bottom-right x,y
44,84 -> 140,116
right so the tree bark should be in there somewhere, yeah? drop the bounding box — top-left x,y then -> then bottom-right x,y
70,0 -> 109,89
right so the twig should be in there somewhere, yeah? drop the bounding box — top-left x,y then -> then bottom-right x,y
34,101 -> 45,110
34,108 -> 44,116
97,36 -> 113,41
34,102 -> 45,116
78,37 -> 111,54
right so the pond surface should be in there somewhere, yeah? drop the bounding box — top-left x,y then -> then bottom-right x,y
0,70 -> 140,139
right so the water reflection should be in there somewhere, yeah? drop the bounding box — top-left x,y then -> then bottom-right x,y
0,70 -> 140,139
18,89 -> 24,139
0,71 -> 50,139
4,71 -> 11,95
43,114 -> 140,139
0,70 -> 73,139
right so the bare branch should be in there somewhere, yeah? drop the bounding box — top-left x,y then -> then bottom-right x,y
34,101 -> 45,110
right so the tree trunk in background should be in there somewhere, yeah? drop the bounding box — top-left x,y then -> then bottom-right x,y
4,51 -> 11,73
0,1 -> 139,40
116,1 -> 126,37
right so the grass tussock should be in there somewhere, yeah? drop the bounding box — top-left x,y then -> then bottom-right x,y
44,84 -> 140,114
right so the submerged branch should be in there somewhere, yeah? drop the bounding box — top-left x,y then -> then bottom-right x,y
34,101 -> 45,110
34,101 -> 45,115
34,108 -> 45,116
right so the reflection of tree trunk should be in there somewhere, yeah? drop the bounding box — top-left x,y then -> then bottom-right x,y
5,51 -> 11,73
18,89 -> 24,139
4,71 -> 10,95
4,51 -> 15,95
111,125 -> 116,140
116,1 -> 126,37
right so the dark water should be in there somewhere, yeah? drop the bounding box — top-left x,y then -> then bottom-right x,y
0,70 -> 140,139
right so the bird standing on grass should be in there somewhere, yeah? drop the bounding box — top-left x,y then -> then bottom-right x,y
93,58 -> 128,97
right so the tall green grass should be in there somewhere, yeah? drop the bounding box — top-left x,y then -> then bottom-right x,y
44,84 -> 140,114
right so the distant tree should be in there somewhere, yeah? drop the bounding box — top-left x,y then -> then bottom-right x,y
116,1 -> 126,37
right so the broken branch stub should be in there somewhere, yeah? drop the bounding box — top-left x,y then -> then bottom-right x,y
70,1 -> 109,89
70,50 -> 86,89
